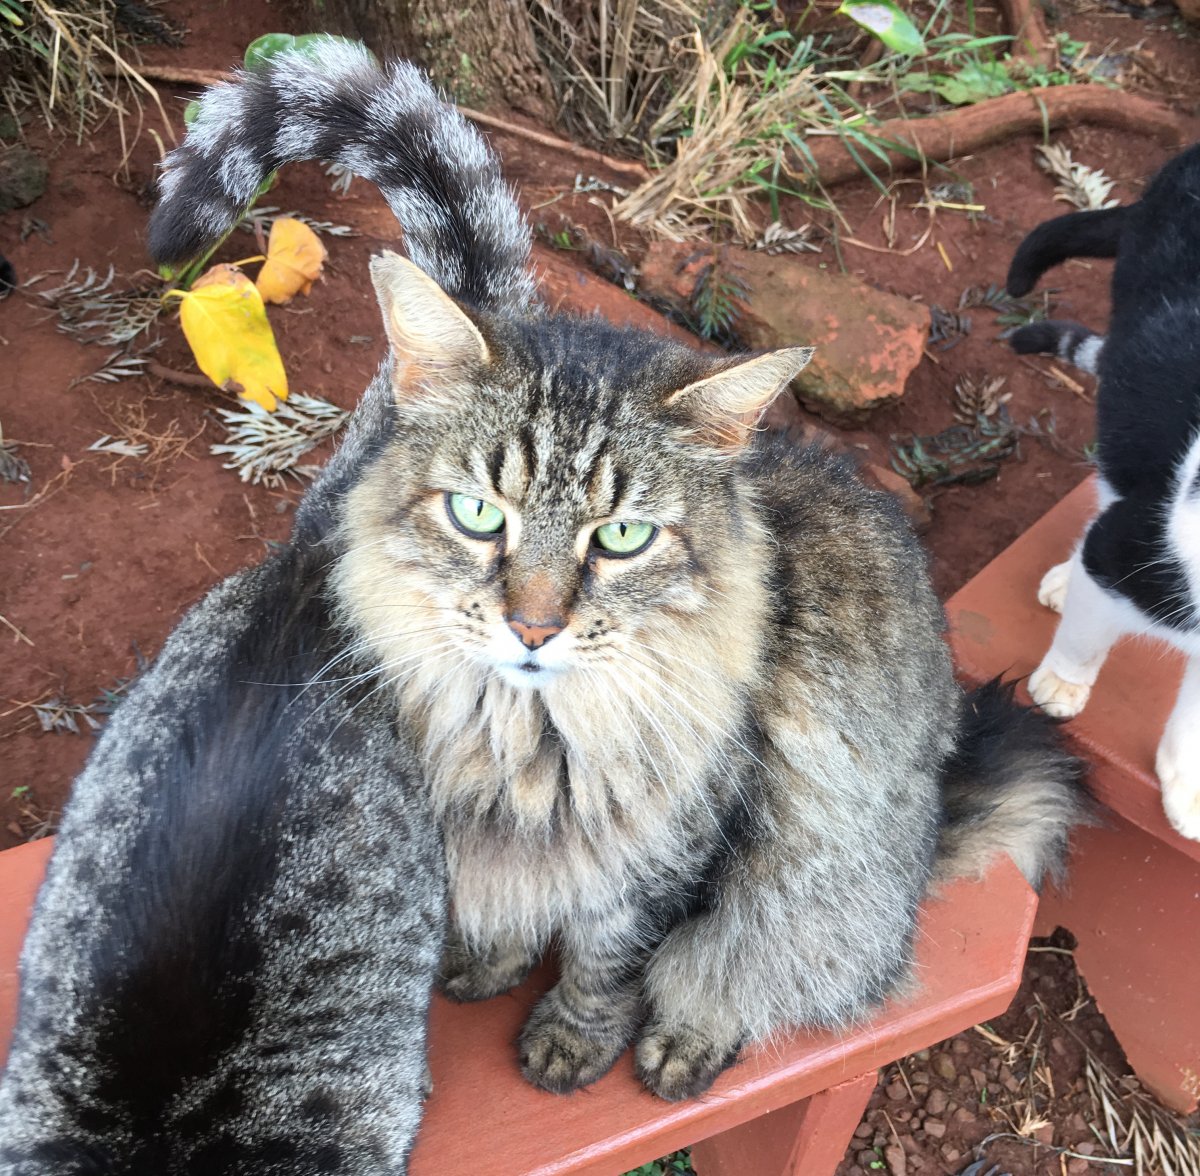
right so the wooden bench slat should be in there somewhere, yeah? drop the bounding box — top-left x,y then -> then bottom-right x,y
0,824 -> 1035,1173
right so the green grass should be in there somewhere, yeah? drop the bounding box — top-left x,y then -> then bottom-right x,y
623,1150 -> 695,1176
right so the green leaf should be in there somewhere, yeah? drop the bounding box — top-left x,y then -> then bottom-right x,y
838,2 -> 925,57
183,99 -> 201,126
244,32 -> 374,73
933,59 -> 1011,104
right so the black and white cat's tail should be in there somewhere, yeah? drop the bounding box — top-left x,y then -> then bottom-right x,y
147,39 -> 534,312
1010,319 -> 1105,374
936,679 -> 1090,889
1006,205 -> 1127,297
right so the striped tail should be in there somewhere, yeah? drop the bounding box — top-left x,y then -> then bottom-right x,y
1010,319 -> 1105,375
147,39 -> 535,313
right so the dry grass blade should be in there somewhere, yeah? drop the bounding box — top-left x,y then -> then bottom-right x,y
613,19 -> 818,240
211,394 -> 349,488
1,0 -> 179,143
528,0 -> 707,150
1035,143 -> 1120,211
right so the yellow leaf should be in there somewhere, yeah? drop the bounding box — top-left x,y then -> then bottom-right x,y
255,218 -> 327,305
177,265 -> 288,411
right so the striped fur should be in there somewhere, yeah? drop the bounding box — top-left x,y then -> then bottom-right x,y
141,47 -> 1087,1106
148,40 -> 534,312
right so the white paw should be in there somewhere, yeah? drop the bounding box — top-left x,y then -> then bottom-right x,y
1037,561 -> 1072,614
1157,742 -> 1200,841
1029,663 -> 1091,718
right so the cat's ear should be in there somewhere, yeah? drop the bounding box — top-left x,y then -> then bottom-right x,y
370,250 -> 490,410
666,347 -> 814,449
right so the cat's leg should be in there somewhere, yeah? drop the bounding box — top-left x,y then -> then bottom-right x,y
439,922 -> 541,1002
1157,655 -> 1200,840
1029,552 -> 1126,718
518,904 -> 646,1093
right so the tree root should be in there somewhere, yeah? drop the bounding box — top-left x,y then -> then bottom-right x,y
794,86 -> 1187,189
998,0 -> 1053,65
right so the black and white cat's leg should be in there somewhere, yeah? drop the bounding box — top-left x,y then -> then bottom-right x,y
518,904 -> 647,1093
439,922 -> 542,1002
1157,655 -> 1200,840
1029,548 -> 1127,717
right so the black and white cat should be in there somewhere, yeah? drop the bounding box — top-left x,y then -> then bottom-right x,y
1007,143 -> 1200,841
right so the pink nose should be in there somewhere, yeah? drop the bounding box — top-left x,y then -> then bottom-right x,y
507,617 -> 564,650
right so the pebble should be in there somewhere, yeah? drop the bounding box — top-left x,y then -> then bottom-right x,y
952,1107 -> 976,1124
951,1038 -> 971,1055
925,1089 -> 948,1116
999,1063 -> 1021,1093
895,1110 -> 912,1124
932,1055 -> 957,1082
970,1068 -> 988,1089
1067,1160 -> 1090,1174
1075,1142 -> 1095,1156
1033,1123 -> 1055,1145
941,1146 -> 961,1165
1051,1035 -> 1068,1057
1070,1113 -> 1089,1134
909,1071 -> 931,1086
853,1121 -> 874,1139
884,1143 -> 907,1176
901,1135 -> 922,1156
886,1081 -> 907,1101
923,1119 -> 946,1140
856,1148 -> 877,1168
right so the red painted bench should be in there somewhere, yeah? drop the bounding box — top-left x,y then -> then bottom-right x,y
0,835 -> 1034,1174
948,475 -> 1200,1115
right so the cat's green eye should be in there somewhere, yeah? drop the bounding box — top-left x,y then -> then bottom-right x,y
593,521 -> 656,557
447,493 -> 505,537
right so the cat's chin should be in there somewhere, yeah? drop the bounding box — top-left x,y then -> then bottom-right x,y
495,662 -> 561,691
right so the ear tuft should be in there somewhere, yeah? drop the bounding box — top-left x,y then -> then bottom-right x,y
666,347 -> 815,448
370,251 -> 490,411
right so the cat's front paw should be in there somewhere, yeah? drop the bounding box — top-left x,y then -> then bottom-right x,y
634,1021 -> 741,1102
1037,561 -> 1072,614
1157,741 -> 1200,841
1029,663 -> 1090,719
518,994 -> 632,1093
438,937 -> 535,1003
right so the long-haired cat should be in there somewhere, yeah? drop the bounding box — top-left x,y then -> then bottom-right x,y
149,41 -> 1087,1103
1006,143 -> 1200,842
0,96 -> 481,1170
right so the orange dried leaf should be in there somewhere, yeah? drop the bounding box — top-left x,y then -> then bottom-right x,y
177,264 -> 288,411
256,217 -> 327,305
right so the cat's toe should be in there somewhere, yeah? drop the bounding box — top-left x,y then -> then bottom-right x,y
438,943 -> 533,1003
1037,561 -> 1072,614
634,1022 -> 741,1102
518,1005 -> 628,1094
1157,744 -> 1200,841
1028,664 -> 1090,718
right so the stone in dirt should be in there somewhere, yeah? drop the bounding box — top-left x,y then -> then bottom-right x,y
0,146 -> 49,213
638,241 -> 929,423
884,1143 -> 907,1176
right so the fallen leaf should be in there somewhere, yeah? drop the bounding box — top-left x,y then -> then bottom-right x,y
177,265 -> 288,411
256,218 -> 327,305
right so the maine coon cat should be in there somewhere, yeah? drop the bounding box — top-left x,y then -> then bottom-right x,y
0,124 -> 475,1176
149,40 -> 1087,1104
1007,143 -> 1200,842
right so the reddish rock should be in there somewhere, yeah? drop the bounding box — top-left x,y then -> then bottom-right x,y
638,241 -> 929,422
884,1143 -> 907,1176
533,245 -> 702,347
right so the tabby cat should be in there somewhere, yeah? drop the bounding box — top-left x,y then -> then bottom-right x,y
148,41 -> 1087,1104
0,98 -> 475,1172
1007,142 -> 1200,841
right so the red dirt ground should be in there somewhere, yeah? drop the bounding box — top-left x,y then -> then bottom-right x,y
2,2 -> 1199,1172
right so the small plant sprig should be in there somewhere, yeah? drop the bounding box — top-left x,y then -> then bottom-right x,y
688,252 -> 751,347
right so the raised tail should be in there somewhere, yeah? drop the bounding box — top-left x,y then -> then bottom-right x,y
1006,205 -> 1127,297
147,39 -> 535,312
1010,319 -> 1105,375
936,679 -> 1090,889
